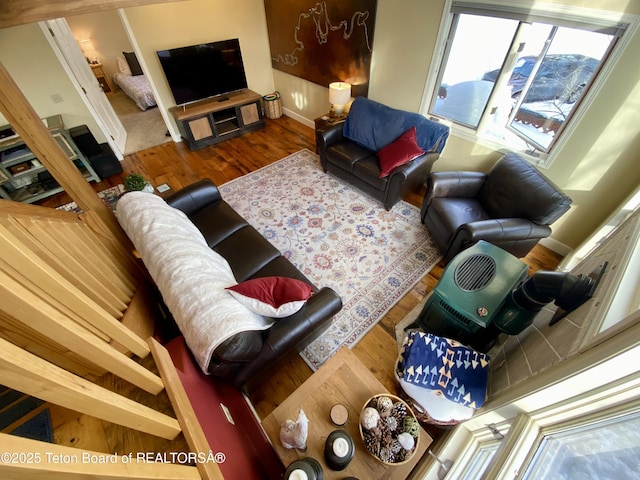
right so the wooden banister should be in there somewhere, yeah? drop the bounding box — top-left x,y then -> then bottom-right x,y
0,223 -> 149,357
149,338 -> 225,480
0,271 -> 163,394
0,336 -> 181,440
0,433 -> 201,480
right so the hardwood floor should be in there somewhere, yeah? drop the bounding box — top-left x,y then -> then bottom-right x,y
40,115 -> 562,455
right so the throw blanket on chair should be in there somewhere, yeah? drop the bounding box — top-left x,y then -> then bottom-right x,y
116,192 -> 273,373
396,331 -> 490,422
343,97 -> 450,153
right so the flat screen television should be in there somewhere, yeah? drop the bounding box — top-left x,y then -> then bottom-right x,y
156,38 -> 248,106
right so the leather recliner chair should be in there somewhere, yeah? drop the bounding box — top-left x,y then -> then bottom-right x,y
421,152 -> 572,263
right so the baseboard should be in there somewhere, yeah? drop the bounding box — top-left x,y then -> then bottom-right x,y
282,107 -> 314,129
540,236 -> 573,257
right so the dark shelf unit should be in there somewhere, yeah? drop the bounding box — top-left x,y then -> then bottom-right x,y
0,115 -> 101,204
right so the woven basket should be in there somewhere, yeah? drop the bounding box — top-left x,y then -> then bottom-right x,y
398,390 -> 461,429
262,91 -> 282,119
359,393 -> 419,466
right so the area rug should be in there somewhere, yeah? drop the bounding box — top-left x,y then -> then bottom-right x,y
220,149 -> 442,369
56,184 -> 124,213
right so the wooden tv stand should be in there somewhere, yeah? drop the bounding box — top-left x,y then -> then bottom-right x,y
169,89 -> 265,150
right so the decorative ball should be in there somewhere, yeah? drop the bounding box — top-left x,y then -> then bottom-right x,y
403,416 -> 420,438
398,432 -> 415,451
361,407 -> 380,430
376,396 -> 394,417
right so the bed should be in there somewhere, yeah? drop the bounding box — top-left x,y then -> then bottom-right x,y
113,54 -> 157,111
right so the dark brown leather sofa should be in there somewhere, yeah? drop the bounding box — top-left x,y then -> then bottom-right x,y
164,179 -> 343,389
420,152 -> 572,263
316,97 -> 450,210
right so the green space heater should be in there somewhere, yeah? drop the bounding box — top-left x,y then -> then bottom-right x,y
413,240 -> 605,352
414,241 -> 528,350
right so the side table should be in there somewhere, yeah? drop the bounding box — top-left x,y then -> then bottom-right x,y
262,347 -> 430,479
90,63 -> 114,94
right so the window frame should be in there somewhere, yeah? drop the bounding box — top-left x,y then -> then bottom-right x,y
412,311 -> 640,479
419,0 -> 636,168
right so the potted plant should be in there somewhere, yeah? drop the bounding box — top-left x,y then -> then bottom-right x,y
124,173 -> 154,193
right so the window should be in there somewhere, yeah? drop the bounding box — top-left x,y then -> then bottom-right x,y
423,1 -> 629,162
418,336 -> 640,480
521,410 -> 640,479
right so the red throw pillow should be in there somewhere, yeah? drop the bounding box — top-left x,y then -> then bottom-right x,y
378,126 -> 424,178
226,276 -> 313,318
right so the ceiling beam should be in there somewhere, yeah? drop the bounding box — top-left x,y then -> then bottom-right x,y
0,0 -> 184,29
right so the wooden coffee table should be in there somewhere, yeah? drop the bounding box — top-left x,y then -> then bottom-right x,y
262,347 -> 431,479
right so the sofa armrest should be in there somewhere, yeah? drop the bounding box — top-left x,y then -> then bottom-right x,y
165,178 -> 222,216
316,122 -> 346,171
421,171 -> 487,221
384,152 -> 439,210
316,122 -> 345,148
429,171 -> 487,198
446,218 -> 551,262
232,287 -> 342,388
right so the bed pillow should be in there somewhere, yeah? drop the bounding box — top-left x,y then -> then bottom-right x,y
378,126 -> 424,178
116,56 -> 132,75
122,51 -> 143,76
226,276 -> 313,318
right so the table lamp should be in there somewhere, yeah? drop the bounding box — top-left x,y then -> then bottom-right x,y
329,82 -> 351,117
79,38 -> 99,64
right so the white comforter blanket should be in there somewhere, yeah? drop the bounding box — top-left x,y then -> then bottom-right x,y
116,191 -> 274,373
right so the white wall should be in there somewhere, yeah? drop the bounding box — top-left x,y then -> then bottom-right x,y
0,23 -> 104,139
121,0 -> 275,117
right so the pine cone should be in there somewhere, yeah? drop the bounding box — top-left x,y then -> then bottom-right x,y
378,416 -> 391,440
386,415 -> 399,432
390,439 -> 402,454
396,449 -> 408,463
363,431 -> 379,456
379,447 -> 394,464
392,401 -> 408,418
381,427 -> 393,449
369,425 -> 382,440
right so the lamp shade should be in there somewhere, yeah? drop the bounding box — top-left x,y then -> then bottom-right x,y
79,38 -> 99,63
329,82 -> 351,106
79,39 -> 96,54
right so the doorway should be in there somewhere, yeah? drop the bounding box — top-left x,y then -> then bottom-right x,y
64,10 -> 171,155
